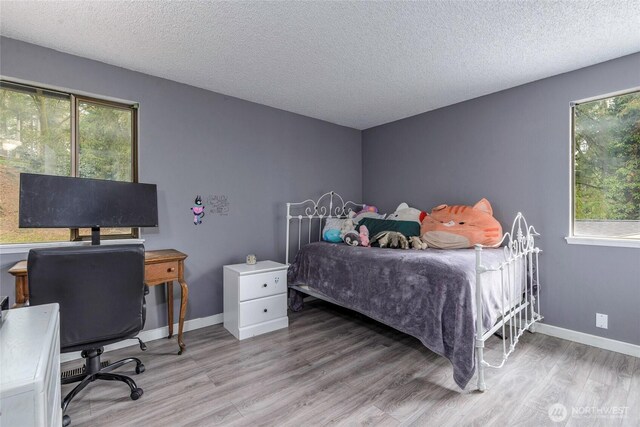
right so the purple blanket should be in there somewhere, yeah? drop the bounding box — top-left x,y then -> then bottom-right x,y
287,242 -> 511,389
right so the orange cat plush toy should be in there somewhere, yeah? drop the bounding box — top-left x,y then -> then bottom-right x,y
420,199 -> 503,249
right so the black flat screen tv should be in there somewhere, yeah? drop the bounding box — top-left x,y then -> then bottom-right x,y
19,173 -> 158,244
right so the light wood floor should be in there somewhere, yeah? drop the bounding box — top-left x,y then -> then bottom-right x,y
62,300 -> 639,427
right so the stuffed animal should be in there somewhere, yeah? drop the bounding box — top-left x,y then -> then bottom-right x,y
409,236 -> 428,250
370,231 -> 425,250
360,225 -> 370,247
360,204 -> 378,214
371,231 -> 410,249
323,217 -> 344,243
323,229 -> 342,243
387,203 -> 427,224
343,230 -> 359,246
420,198 -> 503,249
343,224 -> 370,247
340,215 -> 356,240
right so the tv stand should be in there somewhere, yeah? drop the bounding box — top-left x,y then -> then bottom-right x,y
91,227 -> 101,245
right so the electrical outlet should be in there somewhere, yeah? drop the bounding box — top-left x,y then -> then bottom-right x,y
596,313 -> 608,329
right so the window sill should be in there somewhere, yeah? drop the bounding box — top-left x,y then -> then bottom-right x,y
0,238 -> 146,255
565,236 -> 640,249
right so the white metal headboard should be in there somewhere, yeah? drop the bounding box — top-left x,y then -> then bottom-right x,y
285,191 -> 363,264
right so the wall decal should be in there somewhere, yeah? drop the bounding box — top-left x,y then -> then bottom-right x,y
191,195 -> 205,225
207,194 -> 230,216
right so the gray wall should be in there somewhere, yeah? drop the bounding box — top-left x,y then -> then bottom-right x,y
363,52 -> 640,345
0,37 -> 362,330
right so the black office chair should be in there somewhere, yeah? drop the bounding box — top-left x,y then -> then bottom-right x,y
28,244 -> 148,426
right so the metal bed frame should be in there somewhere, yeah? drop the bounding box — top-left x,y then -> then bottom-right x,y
285,191 -> 543,391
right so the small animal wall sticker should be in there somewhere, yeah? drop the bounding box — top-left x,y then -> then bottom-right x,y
207,195 -> 230,216
191,195 -> 205,225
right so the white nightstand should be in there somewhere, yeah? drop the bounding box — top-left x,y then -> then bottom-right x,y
223,260 -> 289,340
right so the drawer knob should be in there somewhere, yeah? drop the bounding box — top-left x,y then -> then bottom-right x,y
168,267 -> 175,273
263,308 -> 268,313
263,283 -> 268,288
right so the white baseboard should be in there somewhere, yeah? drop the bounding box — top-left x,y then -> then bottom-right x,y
536,323 -> 640,358
61,313 -> 224,363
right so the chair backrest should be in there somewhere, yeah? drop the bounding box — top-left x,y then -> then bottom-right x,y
28,244 -> 145,352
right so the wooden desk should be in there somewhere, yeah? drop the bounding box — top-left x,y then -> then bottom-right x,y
8,249 -> 189,355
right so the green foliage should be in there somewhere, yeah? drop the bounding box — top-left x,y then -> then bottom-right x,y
0,88 -> 71,177
574,92 -> 640,221
0,85 -> 134,243
78,101 -> 132,181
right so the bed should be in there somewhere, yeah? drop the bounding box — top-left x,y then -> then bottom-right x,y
285,191 -> 542,391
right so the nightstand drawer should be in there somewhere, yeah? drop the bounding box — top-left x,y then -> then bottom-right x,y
146,261 -> 179,284
239,270 -> 286,301
239,294 -> 287,327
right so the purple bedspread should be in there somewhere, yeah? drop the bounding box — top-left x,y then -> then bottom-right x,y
287,242 -> 510,389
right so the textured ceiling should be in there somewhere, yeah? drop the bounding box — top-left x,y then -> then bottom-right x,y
1,1 -> 639,130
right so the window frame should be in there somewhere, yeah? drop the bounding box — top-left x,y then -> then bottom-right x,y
70,94 -> 139,242
567,87 -> 640,249
0,78 -> 140,245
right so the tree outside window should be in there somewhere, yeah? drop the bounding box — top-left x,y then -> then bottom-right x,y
0,81 -> 137,244
573,90 -> 640,239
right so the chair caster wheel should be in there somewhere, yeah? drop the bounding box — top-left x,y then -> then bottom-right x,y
63,414 -> 71,426
130,388 -> 144,400
137,337 -> 147,351
135,364 -> 145,374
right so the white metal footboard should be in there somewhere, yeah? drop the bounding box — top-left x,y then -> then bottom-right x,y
474,212 -> 542,391
285,192 -> 542,392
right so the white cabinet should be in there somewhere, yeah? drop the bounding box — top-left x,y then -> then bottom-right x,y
0,304 -> 62,427
223,261 -> 289,340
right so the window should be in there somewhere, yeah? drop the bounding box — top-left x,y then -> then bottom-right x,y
571,89 -> 640,241
0,81 -> 138,245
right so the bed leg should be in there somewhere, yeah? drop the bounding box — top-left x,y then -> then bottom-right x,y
528,323 -> 537,334
476,342 -> 486,392
475,245 -> 487,393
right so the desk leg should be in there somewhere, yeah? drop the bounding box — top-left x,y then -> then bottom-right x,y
166,281 -> 174,339
177,280 -> 188,355
15,276 -> 28,306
